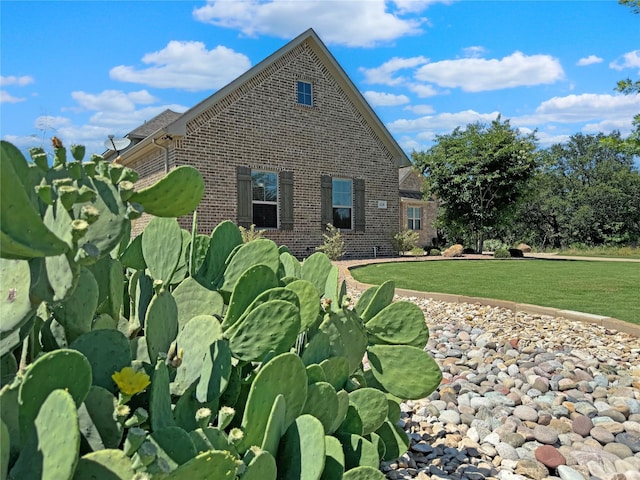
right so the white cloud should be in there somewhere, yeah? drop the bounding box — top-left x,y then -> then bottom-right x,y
531,93 -> 640,123
363,90 -> 409,107
577,55 -> 603,66
71,90 -> 158,112
193,0 -> 424,47
404,104 -> 435,115
110,41 -> 251,91
610,50 -> 640,73
360,56 -> 429,85
461,46 -> 486,59
388,109 -> 501,133
414,51 -> 565,92
1,90 -> 26,103
0,75 -> 34,87
407,83 -> 440,98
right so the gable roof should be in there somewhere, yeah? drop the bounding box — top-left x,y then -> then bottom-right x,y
127,109 -> 182,140
116,28 -> 410,168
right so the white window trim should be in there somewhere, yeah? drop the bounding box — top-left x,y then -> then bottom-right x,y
407,206 -> 422,230
296,81 -> 313,107
252,170 -> 279,229
332,177 -> 353,230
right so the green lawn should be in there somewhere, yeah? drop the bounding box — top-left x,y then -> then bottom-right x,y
350,259 -> 640,325
555,246 -> 640,259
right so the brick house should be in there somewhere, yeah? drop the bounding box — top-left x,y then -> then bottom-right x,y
112,28 -> 412,259
399,166 -> 438,248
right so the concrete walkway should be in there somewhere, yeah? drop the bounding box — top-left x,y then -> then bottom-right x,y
335,253 -> 640,337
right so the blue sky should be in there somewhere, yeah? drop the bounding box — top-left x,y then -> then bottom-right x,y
2,0 -> 639,159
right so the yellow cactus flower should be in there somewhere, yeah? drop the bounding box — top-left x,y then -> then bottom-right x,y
112,367 -> 151,396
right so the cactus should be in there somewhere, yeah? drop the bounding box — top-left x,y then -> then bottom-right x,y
348,388 -> 388,436
0,259 -> 36,356
119,233 -> 146,270
341,466 -> 386,480
1,420 -> 9,480
317,310 -> 367,375
18,349 -> 92,441
144,288 -> 178,363
261,394 -> 286,458
150,359 -> 176,431
301,382 -> 339,433
219,239 -> 280,298
366,344 -> 442,399
142,217 -> 183,285
222,264 -> 278,330
77,386 -> 123,451
241,447 -> 277,480
335,433 -> 379,470
69,329 -> 131,393
305,364 -> 326,384
284,280 -> 321,332
364,301 -> 428,345
128,166 -> 205,218
300,252 -> 333,297
165,450 -> 238,480
226,299 -> 301,362
86,255 -> 123,322
275,414 -> 326,480
0,141 -> 69,259
319,357 -> 349,391
358,281 -> 395,322
279,251 -> 301,278
172,315 -> 224,396
328,389 -> 350,435
10,389 -> 80,480
171,277 -> 224,331
374,420 -> 409,461
195,220 -> 243,290
149,426 -> 198,470
72,449 -> 135,480
321,435 -> 345,480
239,353 -> 307,453
189,427 -> 233,454
196,339 -> 232,403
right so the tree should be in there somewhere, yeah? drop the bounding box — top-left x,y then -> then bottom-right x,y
412,116 -> 538,252
513,133 -> 640,247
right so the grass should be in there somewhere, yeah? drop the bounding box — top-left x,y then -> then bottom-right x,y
554,246 -> 640,259
350,259 -> 640,325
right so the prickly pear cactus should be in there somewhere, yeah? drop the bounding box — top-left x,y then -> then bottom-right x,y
0,139 -> 441,479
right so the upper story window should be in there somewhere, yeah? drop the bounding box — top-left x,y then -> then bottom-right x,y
297,81 -> 313,106
332,178 -> 352,229
252,171 -> 278,228
407,206 -> 422,230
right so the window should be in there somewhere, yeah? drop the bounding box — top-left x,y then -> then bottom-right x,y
297,81 -> 312,106
321,176 -> 364,232
237,167 -> 293,230
332,178 -> 352,229
251,171 -> 278,228
407,206 -> 422,230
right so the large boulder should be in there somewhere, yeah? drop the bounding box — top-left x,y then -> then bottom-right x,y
516,243 -> 532,253
442,244 -> 464,258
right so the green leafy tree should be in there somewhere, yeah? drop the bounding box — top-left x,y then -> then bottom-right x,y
412,116 -> 538,252
513,133 -> 640,247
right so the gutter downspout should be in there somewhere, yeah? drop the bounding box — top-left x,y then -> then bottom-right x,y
152,138 -> 169,174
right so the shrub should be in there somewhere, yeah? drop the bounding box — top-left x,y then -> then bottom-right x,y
1,140 -> 442,478
463,247 -> 476,254
392,229 -> 420,255
494,248 -> 510,258
239,223 -> 265,243
428,248 -> 441,256
315,223 -> 345,260
409,247 -> 426,256
483,239 -> 509,252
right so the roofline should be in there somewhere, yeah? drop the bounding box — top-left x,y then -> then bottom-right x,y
118,28 -> 410,168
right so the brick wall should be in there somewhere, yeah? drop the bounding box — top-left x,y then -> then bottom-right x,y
131,40 -> 401,259
399,199 -> 438,248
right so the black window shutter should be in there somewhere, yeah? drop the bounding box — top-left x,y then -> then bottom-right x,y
354,178 -> 365,232
279,170 -> 294,230
237,166 -> 252,228
321,175 -> 333,230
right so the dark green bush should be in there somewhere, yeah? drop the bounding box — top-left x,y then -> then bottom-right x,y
494,248 -> 510,258
428,248 -> 441,256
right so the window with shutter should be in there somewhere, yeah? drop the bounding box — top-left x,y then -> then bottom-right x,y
354,179 -> 365,232
237,166 -> 252,228
279,171 -> 294,230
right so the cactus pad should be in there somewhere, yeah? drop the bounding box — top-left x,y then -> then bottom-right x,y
366,345 -> 442,400
72,449 -> 135,480
348,388 -> 388,436
365,301 -> 427,345
275,414 -> 326,480
129,166 -> 205,218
